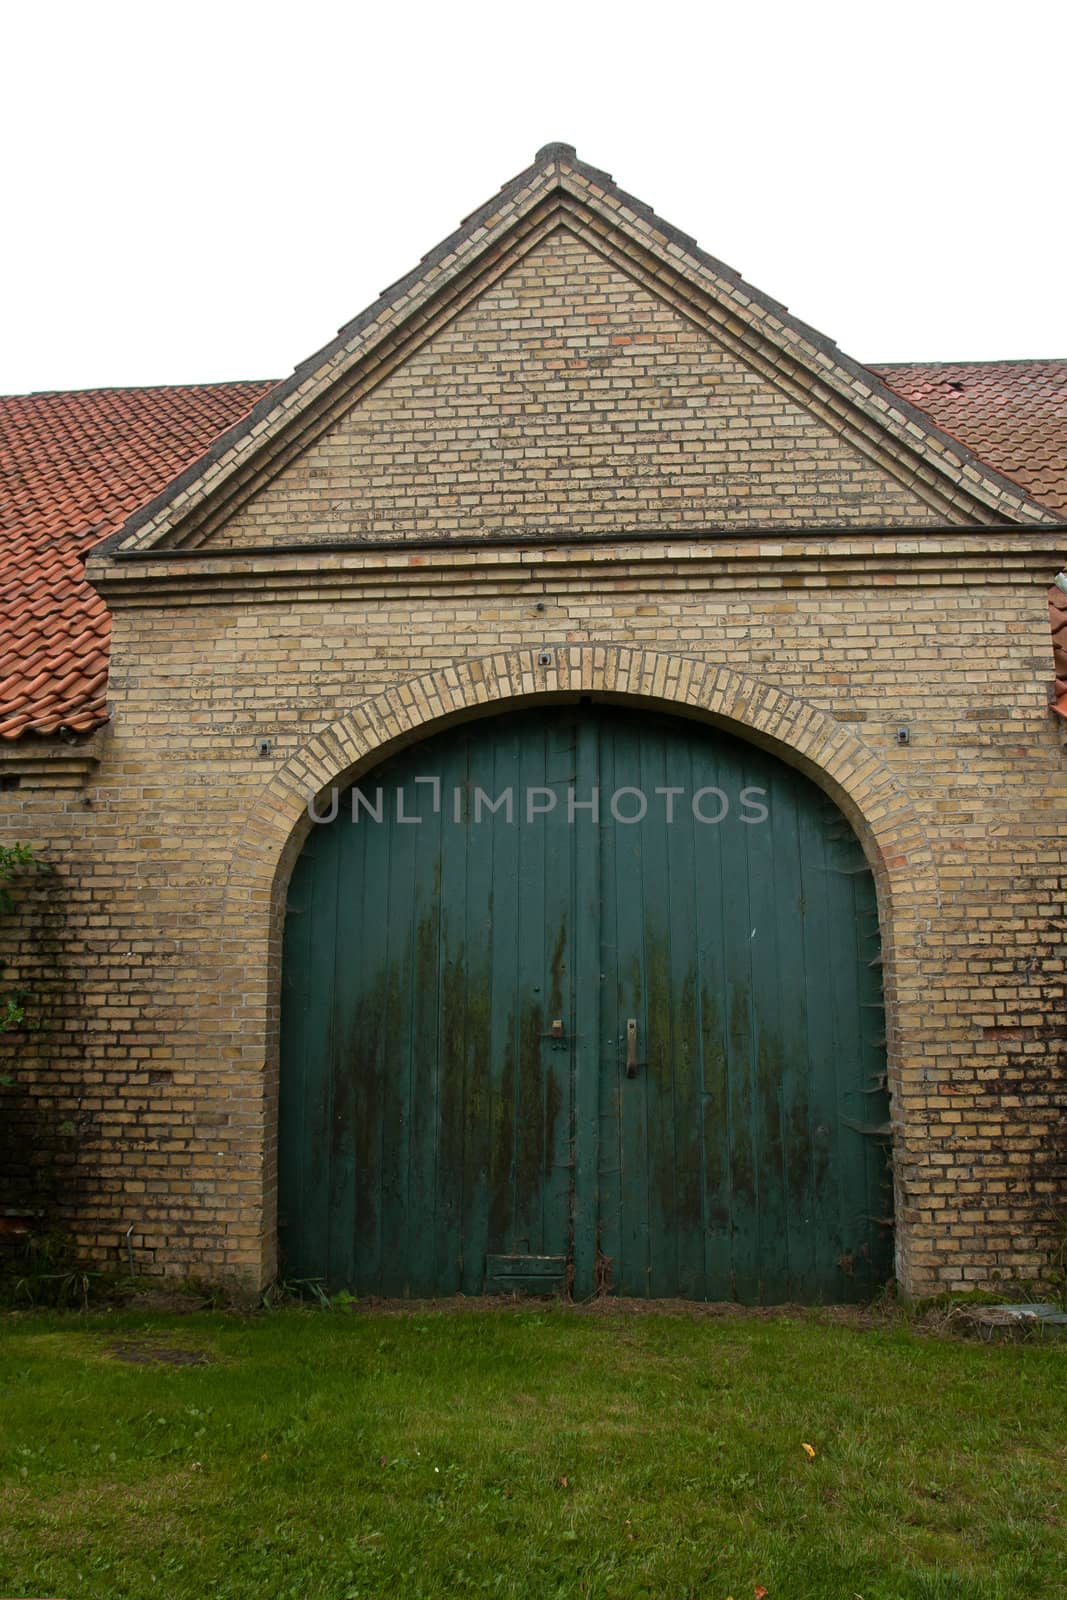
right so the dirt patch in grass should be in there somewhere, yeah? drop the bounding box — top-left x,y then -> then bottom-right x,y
326,1292 -> 932,1338
8,1282 -> 1053,1347
107,1343 -> 215,1367
347,1292 -> 887,1322
287,1291 -> 1062,1341
125,1289 -> 216,1314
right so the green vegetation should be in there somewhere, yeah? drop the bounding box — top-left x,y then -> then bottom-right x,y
0,841 -> 36,1038
0,1303 -> 1063,1599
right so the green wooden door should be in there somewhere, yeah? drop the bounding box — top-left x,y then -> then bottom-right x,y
279,706 -> 892,1302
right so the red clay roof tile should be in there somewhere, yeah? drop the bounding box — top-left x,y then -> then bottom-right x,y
0,382 -> 274,739
871,361 -> 1067,519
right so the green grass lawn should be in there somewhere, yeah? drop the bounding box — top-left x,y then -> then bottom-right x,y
0,1302 -> 1063,1599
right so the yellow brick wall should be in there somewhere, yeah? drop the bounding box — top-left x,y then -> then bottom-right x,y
2,562 -> 1065,1296
213,232 -> 942,545
0,227 -> 1064,1298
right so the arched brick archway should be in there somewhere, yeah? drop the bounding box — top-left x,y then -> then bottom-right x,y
220,646 -> 939,1290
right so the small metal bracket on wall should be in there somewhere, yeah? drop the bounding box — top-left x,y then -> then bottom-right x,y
895,727 -> 910,746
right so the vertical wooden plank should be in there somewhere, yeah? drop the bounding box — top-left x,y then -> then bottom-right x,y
715,736 -> 759,1303
485,718 -> 521,1264
458,725 -> 495,1294
435,731 -> 469,1295
800,793 -> 836,1298
595,715 -> 623,1297
693,746 -> 731,1302
742,749 -> 789,1303
571,710 -> 600,1299
328,789 -> 366,1293
792,788 -> 870,1301
349,762 -> 396,1294
373,762 -> 419,1294
541,713 -> 577,1268
406,745 -> 445,1297
510,720 -> 548,1256
661,725 -> 704,1299
766,771 -> 817,1300
608,717 -> 652,1297
636,723 -> 677,1298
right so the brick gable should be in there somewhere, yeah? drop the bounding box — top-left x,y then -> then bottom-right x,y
104,145 -> 1055,557
210,230 -> 940,546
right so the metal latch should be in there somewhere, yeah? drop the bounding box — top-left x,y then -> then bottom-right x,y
542,1018 -> 570,1051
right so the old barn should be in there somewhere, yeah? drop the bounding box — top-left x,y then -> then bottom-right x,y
1,144 -> 1065,1301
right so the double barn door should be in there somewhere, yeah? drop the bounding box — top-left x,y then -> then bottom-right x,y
279,706 -> 891,1302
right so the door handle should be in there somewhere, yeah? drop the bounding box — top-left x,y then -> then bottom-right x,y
626,1018 -> 638,1078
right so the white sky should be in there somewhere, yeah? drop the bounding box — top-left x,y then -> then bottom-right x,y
2,0 -> 1064,396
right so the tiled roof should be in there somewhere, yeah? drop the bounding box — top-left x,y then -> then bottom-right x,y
872,361 -> 1067,519
0,382 -> 274,739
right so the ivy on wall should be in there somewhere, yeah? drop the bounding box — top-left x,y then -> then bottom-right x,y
0,843 -> 37,1047
0,844 -> 82,1230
